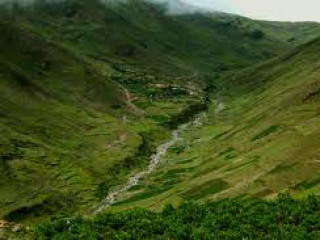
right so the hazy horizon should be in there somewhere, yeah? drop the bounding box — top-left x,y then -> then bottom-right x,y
185,0 -> 320,22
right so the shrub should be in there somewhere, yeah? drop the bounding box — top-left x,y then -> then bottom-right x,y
250,29 -> 265,40
34,194 -> 320,239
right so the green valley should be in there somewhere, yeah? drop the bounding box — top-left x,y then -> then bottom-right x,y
1,0 -> 320,239
109,37 -> 320,212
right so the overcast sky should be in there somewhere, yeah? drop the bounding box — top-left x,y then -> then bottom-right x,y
186,0 -> 320,22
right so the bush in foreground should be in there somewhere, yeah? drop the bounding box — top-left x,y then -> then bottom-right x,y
34,194 -> 320,239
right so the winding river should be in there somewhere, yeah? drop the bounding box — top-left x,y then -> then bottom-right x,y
94,113 -> 206,214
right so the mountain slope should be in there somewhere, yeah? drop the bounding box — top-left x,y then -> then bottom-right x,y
108,36 -> 320,210
6,0 -> 320,75
0,20 -> 131,220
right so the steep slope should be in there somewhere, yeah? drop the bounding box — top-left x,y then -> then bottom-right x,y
5,0 -> 320,75
108,37 -> 320,210
0,20 -> 131,220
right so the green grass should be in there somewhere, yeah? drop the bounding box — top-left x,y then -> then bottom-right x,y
113,182 -> 177,206
181,179 -> 230,200
296,178 -> 320,190
252,125 -> 282,141
224,157 -> 260,173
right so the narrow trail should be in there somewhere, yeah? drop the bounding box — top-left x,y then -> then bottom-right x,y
123,88 -> 145,116
94,112 -> 206,214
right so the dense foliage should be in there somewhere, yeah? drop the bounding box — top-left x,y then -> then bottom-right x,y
34,194 -> 320,239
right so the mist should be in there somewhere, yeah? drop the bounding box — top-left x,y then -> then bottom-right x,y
0,0 -> 217,15
0,0 -> 54,4
0,0 -> 33,5
0,0 -> 65,6
148,0 -> 212,14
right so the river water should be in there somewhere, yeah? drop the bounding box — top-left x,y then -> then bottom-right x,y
94,113 -> 206,214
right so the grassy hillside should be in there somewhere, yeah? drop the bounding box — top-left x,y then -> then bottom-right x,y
5,0 -> 320,75
1,0 -> 320,227
107,36 -> 320,212
0,12 -> 202,221
0,19 -> 139,220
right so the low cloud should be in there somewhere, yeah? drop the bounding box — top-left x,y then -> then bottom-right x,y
0,0 -> 217,15
150,0 -> 210,14
0,0 -> 65,6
